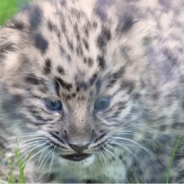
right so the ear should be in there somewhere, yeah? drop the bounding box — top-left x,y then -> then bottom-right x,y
117,19 -> 159,80
115,1 -> 158,46
0,27 -> 20,62
125,20 -> 158,46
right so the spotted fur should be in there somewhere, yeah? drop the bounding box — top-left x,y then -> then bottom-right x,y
1,0 -> 184,182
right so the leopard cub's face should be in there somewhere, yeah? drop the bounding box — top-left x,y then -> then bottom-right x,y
0,0 -> 156,169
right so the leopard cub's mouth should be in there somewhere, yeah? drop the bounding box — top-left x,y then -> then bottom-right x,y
62,154 -> 92,162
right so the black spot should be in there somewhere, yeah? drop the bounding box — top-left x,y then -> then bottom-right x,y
60,46 -> 66,55
159,124 -> 167,131
57,78 -> 72,91
97,27 -> 111,50
38,85 -> 48,94
83,39 -> 89,50
121,79 -> 134,89
120,79 -> 135,94
76,82 -> 88,90
78,96 -> 86,101
0,44 -> 15,61
44,59 -> 52,74
159,0 -> 171,9
94,7 -> 107,21
0,43 -> 16,59
121,16 -> 134,32
66,95 -> 71,100
176,171 -> 184,181
47,20 -> 54,31
20,54 -> 30,65
88,58 -> 93,67
95,80 -> 102,94
133,93 -> 141,100
102,28 -> 111,40
32,114 -> 49,122
89,73 -> 98,86
2,93 -> 23,115
157,134 -> 172,144
61,22 -> 66,33
61,0 -> 66,6
54,131 -> 60,135
47,22 -> 61,38
84,27 -> 89,37
29,6 -> 43,29
12,94 -> 23,103
76,86 -> 80,92
108,67 -> 125,86
76,34 -> 80,41
97,56 -> 106,69
74,24 -> 80,40
83,57 -> 87,64
171,122 -> 183,129
57,66 -> 65,74
71,93 -> 76,98
34,33 -> 48,53
55,80 -> 60,96
10,20 -> 24,30
90,90 -> 94,97
93,21 -> 98,29
25,73 -> 41,85
76,44 -> 83,56
66,54 -> 71,62
67,40 -> 73,51
98,0 -> 114,7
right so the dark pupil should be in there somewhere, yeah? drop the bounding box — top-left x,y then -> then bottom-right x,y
94,98 -> 110,110
45,100 -> 62,111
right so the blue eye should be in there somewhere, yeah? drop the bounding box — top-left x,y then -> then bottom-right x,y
94,97 -> 111,111
44,99 -> 62,111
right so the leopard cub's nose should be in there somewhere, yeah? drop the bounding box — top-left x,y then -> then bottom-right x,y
69,143 -> 90,152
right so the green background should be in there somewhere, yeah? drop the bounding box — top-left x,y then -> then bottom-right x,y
0,0 -> 30,25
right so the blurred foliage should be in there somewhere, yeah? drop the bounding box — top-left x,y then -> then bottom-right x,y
0,0 -> 30,25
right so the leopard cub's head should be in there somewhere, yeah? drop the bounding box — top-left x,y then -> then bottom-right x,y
0,0 -> 157,165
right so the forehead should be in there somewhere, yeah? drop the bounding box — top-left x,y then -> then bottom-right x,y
6,0 -> 128,98
19,3 -> 118,76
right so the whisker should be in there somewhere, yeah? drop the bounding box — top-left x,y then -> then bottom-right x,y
14,139 -> 45,153
103,145 -> 119,161
108,140 -> 138,160
22,143 -> 49,168
19,141 -> 47,163
9,134 -> 43,140
99,149 -> 107,165
106,143 -> 122,160
37,145 -> 52,171
36,146 -> 50,171
112,137 -> 153,156
96,151 -> 103,165
49,146 -> 56,173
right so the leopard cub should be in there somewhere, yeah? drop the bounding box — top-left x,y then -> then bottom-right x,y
1,0 -> 184,182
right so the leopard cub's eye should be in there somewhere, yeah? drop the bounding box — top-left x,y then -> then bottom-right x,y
94,97 -> 111,111
44,99 -> 62,112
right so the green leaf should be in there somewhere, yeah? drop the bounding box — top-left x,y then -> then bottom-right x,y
166,133 -> 183,183
0,0 -> 29,25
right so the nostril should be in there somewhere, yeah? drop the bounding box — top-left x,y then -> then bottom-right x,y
64,130 -> 67,137
69,143 -> 90,153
